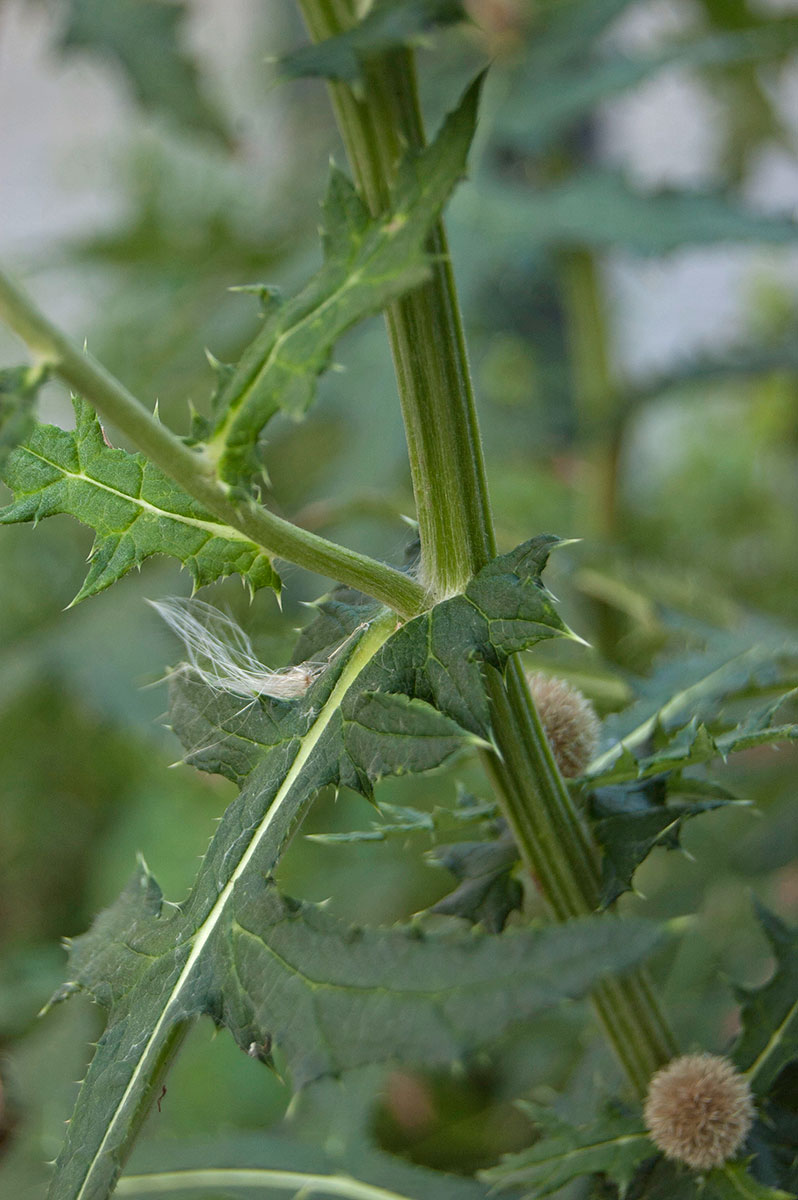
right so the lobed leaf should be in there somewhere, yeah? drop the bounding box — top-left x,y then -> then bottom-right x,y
201,74 -> 483,488
482,1105 -> 653,1198
47,537 -> 593,1200
0,398 -> 279,601
586,630 -> 798,787
428,832 -> 521,932
627,1158 -> 794,1200
589,777 -> 743,908
733,902 -> 798,1095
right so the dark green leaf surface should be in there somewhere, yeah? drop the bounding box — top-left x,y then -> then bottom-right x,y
628,1159 -> 794,1200
589,779 -> 742,908
278,0 -> 466,82
202,76 -> 482,487
60,0 -> 230,143
0,399 -> 279,600
0,364 -> 47,469
482,1106 -> 653,1198
428,832 -> 521,932
119,1127 -> 492,1199
47,538 -> 601,1200
733,903 -> 798,1095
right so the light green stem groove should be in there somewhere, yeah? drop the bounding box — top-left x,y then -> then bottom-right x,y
296,0 -> 678,1093
0,269 -> 426,620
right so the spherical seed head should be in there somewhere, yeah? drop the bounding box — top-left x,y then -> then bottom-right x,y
644,1053 -> 755,1171
527,673 -> 600,778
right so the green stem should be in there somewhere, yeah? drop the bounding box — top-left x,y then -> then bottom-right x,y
559,249 -> 621,539
0,268 -> 426,620
295,3 -> 678,1092
297,0 -> 494,598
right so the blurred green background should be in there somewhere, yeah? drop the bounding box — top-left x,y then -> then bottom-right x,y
1,0 -> 798,1193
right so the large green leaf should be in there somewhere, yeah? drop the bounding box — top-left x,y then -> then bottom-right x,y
277,0 -> 465,82
60,0 -> 230,144
733,903 -> 798,1095
50,538 -> 657,1200
201,76 -> 482,488
117,1069 -> 493,1200
482,1105 -> 653,1198
0,398 -> 279,601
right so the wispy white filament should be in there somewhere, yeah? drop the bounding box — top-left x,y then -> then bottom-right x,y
150,597 -> 323,700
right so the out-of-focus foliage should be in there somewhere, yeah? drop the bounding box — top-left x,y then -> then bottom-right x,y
2,0 -> 798,1196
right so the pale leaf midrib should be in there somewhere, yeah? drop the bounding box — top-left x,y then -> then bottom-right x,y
116,1166 -> 412,1200
744,993 -> 798,1090
66,610 -> 395,1200
11,444 -> 255,544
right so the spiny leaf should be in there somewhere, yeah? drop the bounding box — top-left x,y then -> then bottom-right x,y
482,1106 -> 653,1198
586,630 -> 798,787
627,1158 -> 795,1200
230,890 -> 662,1086
47,537 -> 581,1200
586,696 -> 797,789
0,398 -> 279,601
459,170 -> 798,257
589,778 -> 742,908
277,0 -> 466,83
202,74 -> 483,488
428,832 -> 521,932
733,902 -> 798,1095
307,790 -> 498,844
0,364 -> 47,469
60,0 -> 230,144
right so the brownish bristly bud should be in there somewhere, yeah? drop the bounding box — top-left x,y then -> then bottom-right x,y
644,1053 -> 755,1170
527,673 -> 600,778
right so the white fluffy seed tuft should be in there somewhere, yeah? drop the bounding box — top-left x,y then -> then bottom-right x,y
644,1053 -> 755,1170
150,597 -> 323,700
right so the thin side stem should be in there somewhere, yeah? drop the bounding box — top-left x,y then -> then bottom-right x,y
0,268 -> 426,619
294,3 -> 679,1092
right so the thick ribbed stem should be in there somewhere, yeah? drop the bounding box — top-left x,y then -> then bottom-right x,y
295,0 -> 678,1093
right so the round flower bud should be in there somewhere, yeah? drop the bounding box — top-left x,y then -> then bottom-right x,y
644,1053 -> 755,1171
527,673 -> 600,778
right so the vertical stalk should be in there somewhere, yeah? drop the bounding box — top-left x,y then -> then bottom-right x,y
297,0 -> 493,598
559,249 -> 622,539
295,0 -> 678,1092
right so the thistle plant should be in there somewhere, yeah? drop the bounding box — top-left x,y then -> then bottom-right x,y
1,3 -> 798,1200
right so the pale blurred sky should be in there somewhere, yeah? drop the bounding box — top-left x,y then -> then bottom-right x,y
2,0 -> 798,377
